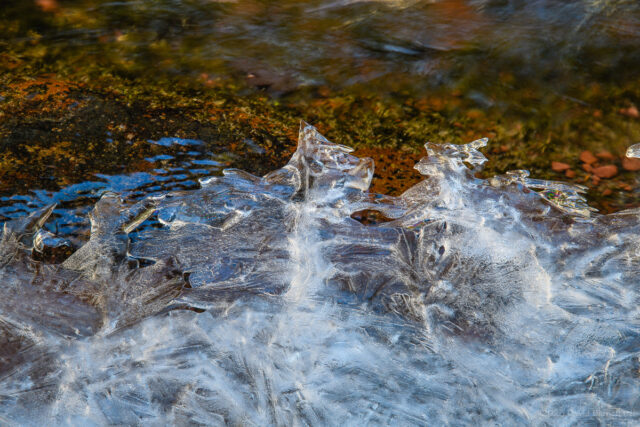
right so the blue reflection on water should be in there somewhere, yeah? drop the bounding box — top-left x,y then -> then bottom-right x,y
0,138 -> 226,240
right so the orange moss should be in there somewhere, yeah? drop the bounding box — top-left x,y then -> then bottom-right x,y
352,146 -> 424,196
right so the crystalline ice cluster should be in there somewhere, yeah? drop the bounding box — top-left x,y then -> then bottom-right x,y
0,123 -> 639,425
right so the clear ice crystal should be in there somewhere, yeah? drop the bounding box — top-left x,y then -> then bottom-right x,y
627,142 -> 640,158
0,123 -> 639,425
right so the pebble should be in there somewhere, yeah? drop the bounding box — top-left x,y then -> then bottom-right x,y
602,188 -> 612,196
579,150 -> 598,164
582,163 -> 593,173
36,0 -> 59,12
593,165 -> 618,179
565,169 -> 576,178
551,161 -> 570,172
620,105 -> 639,118
622,157 -> 640,171
596,151 -> 615,161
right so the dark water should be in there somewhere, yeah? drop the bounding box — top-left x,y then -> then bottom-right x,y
0,136 -> 235,244
3,0 -> 640,97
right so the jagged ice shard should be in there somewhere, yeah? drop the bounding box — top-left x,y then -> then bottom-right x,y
0,123 -> 639,425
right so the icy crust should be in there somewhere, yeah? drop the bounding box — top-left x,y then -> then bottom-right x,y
0,123 -> 639,425
628,143 -> 640,158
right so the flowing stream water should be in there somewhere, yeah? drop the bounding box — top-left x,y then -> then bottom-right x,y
1,123 -> 639,425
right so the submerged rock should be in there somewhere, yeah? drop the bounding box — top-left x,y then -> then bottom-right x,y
593,164 -> 618,179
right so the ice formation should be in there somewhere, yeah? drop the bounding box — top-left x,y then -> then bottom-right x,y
0,123 -> 639,425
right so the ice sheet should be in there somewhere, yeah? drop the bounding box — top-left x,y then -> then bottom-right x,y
0,123 -> 638,425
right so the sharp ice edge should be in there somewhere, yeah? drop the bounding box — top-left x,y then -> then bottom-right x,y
1,122 -> 639,425
627,143 -> 640,158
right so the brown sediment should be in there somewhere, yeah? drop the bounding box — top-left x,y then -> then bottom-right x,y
351,146 -> 424,196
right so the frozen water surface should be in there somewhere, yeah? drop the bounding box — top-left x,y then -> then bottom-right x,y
0,123 -> 639,425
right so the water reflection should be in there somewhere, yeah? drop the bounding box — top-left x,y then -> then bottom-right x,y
0,137 -> 228,242
3,0 -> 639,97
